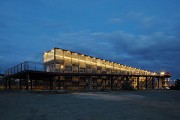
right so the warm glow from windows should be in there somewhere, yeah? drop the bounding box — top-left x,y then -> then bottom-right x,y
43,48 -> 156,75
160,72 -> 165,75
61,65 -> 64,69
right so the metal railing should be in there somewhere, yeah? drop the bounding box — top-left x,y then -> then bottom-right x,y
4,61 -> 45,76
4,61 -> 167,77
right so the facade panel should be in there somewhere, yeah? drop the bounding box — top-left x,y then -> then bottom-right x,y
43,48 -> 160,90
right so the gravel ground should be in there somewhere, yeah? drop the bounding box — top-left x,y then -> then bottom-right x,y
0,90 -> 180,120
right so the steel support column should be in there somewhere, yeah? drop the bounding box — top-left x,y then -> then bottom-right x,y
19,78 -> 22,90
137,77 -> 139,90
58,76 -> 61,90
157,77 -> 160,89
26,73 -> 29,91
151,77 -> 154,89
126,76 -> 129,81
87,77 -> 92,91
110,76 -> 114,90
145,77 -> 148,89
30,79 -> 33,90
8,78 -> 11,90
34,80 -> 37,89
5,78 -> 8,90
50,79 -> 53,90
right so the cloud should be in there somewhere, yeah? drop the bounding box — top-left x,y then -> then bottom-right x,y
108,11 -> 180,39
125,12 -> 157,32
46,30 -> 179,78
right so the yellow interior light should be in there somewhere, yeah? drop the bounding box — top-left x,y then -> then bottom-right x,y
160,72 -> 165,75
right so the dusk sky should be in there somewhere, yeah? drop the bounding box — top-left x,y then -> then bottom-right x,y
0,0 -> 180,79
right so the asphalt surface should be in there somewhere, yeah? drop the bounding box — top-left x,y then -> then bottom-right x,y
0,90 -> 180,120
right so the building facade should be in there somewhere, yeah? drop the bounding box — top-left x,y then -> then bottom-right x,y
3,47 -> 170,91
43,48 -> 167,90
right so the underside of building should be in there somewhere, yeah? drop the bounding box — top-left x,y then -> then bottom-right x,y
2,48 -> 171,91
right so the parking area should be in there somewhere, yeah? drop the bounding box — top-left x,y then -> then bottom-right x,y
0,90 -> 180,120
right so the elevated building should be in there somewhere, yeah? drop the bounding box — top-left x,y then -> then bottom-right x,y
3,47 -> 171,91
44,48 -> 154,75
43,48 -> 169,90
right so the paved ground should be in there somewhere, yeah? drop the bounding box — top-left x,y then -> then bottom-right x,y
0,90 -> 180,120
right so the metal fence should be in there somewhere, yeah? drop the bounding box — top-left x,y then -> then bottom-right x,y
4,61 -> 45,76
4,61 -> 162,77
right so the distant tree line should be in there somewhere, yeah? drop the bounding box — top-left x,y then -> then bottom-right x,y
170,79 -> 180,90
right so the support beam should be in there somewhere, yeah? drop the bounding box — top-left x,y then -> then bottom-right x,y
54,79 -> 56,90
19,78 -> 22,90
157,77 -> 160,89
87,77 -> 92,91
137,77 -> 139,90
8,78 -> 11,90
111,76 -> 114,90
50,79 -> 53,90
58,76 -> 61,90
5,78 -> 8,90
126,76 -> 129,81
45,80 -> 48,89
30,79 -> 33,90
35,80 -> 37,89
26,73 -> 29,91
151,77 -> 154,89
145,77 -> 148,90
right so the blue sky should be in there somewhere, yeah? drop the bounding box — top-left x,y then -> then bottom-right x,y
0,0 -> 180,79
